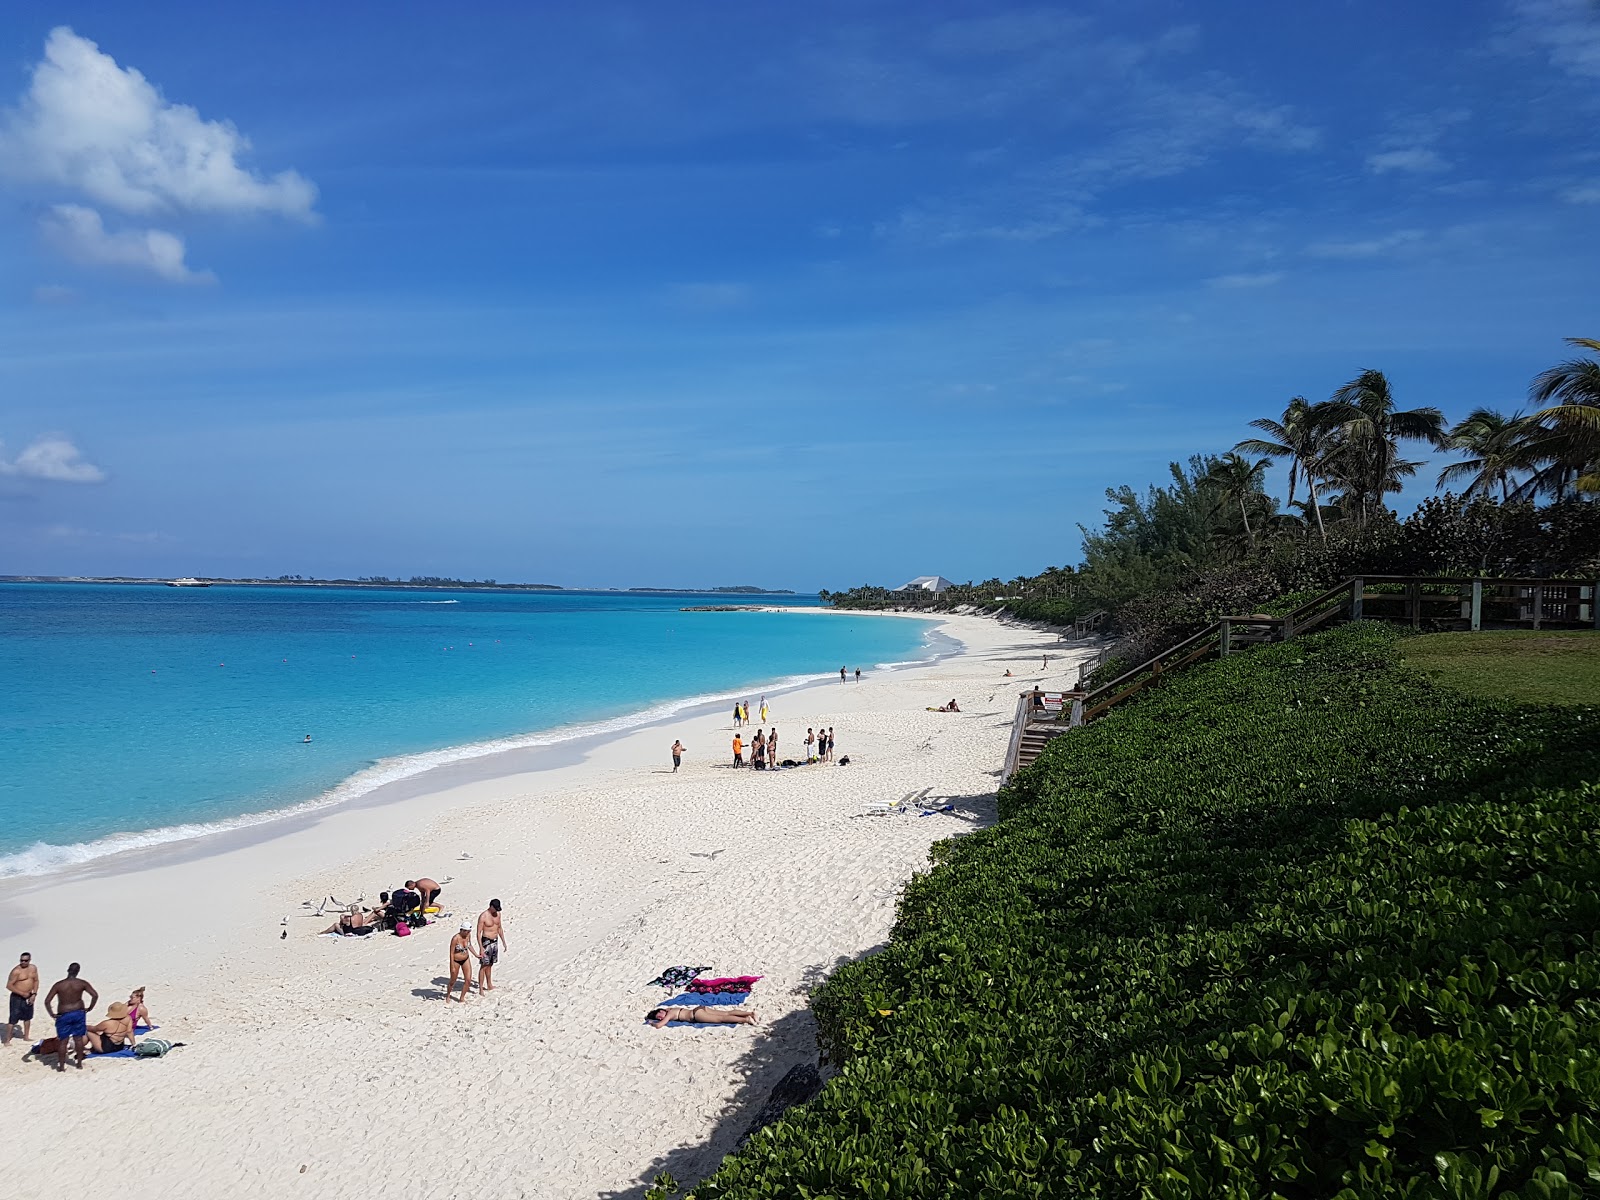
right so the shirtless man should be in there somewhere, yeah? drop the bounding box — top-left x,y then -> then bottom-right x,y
447,922 -> 479,1002
475,899 -> 507,993
43,963 -> 97,1071
671,739 -> 686,773
413,876 -> 443,910
3,952 -> 38,1047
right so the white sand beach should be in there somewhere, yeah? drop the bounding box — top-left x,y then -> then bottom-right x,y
0,613 -> 1093,1200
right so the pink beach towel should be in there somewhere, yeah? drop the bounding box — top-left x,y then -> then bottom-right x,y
687,975 -> 763,994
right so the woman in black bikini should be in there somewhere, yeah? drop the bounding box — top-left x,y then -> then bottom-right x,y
447,923 -> 479,1003
645,1005 -> 758,1028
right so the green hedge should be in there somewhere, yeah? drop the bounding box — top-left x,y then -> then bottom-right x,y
669,624 -> 1600,1199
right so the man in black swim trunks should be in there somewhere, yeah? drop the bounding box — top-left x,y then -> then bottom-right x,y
3,951 -> 38,1047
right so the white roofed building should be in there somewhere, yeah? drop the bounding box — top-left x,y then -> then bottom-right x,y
895,575 -> 954,593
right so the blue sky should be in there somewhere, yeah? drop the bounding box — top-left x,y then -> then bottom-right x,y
1,1 -> 1596,589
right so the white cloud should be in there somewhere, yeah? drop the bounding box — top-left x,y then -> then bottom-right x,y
0,435 -> 107,483
32,283 -> 76,304
1562,181 -> 1600,203
1366,148 -> 1449,174
0,27 -> 316,220
1508,0 -> 1600,79
1306,229 -> 1426,258
41,204 -> 213,284
1208,271 -> 1283,289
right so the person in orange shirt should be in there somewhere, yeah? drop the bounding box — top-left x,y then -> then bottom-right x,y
732,733 -> 743,768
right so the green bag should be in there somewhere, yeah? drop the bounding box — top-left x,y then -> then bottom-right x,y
133,1038 -> 175,1058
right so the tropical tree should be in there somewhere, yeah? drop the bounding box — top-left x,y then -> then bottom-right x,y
1323,369 -> 1446,526
1525,337 -> 1600,496
1201,452 -> 1270,551
1436,408 -> 1535,501
1235,395 -> 1337,542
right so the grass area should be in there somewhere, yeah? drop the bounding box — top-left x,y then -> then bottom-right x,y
1402,630 -> 1600,705
663,623 -> 1600,1200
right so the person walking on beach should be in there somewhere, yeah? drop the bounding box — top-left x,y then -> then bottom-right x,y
448,922 -> 479,1002
732,733 -> 743,767
759,698 -> 769,724
3,951 -> 38,1047
840,666 -> 847,683
804,727 -> 816,762
43,963 -> 97,1071
732,703 -> 742,728
671,739 -> 686,772
854,667 -> 861,682
476,900 -> 507,993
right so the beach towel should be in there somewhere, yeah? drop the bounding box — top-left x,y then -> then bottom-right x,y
133,1038 -> 181,1058
687,975 -> 763,994
647,965 -> 711,990
31,1026 -> 159,1060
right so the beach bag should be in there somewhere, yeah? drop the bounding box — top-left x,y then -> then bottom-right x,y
134,1038 -> 175,1058
394,921 -> 411,937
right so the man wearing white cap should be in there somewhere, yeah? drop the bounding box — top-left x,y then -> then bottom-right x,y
447,921 -> 479,1003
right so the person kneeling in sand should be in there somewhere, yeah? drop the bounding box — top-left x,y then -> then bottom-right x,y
645,1005 -> 758,1028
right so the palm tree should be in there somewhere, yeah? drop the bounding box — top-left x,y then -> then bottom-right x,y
1525,337 -> 1600,496
1323,370 -> 1445,525
1235,395 -> 1337,542
1201,452 -> 1269,550
1436,408 -> 1535,501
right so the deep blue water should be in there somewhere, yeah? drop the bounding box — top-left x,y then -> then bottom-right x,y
0,583 -> 934,876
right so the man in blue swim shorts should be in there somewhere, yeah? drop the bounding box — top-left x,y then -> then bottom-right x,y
44,962 -> 98,1071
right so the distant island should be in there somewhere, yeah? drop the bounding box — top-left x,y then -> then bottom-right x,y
0,575 -> 797,594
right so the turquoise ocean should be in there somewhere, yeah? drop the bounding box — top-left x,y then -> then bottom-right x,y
0,583 -> 940,878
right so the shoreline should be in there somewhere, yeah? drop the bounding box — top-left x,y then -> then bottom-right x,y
0,607 -> 951,886
0,610 -> 1091,1199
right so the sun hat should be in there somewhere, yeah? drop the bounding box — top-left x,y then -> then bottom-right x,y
107,1001 -> 129,1019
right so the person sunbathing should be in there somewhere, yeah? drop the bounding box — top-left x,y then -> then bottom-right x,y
645,1005 -> 758,1028
320,909 -> 376,936
928,699 -> 961,712
85,1001 -> 136,1054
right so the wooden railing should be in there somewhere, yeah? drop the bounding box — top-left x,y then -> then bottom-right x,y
999,574 -> 1600,781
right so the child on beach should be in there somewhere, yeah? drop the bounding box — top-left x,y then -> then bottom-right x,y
732,734 -> 743,767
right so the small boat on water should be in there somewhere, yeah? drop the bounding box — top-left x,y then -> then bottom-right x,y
165,577 -> 212,587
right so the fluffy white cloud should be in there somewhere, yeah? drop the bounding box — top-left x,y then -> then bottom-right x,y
1509,0 -> 1600,79
1366,148 -> 1449,174
0,435 -> 107,483
0,27 -> 316,220
41,204 -> 213,284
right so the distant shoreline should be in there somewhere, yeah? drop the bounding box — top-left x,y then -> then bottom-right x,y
0,576 -> 799,595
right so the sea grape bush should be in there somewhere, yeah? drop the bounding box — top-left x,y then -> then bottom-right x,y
674,624 -> 1600,1199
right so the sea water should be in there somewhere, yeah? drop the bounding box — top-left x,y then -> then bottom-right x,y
0,583 -> 939,877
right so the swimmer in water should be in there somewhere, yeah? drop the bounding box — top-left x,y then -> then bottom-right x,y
303,734 -> 312,743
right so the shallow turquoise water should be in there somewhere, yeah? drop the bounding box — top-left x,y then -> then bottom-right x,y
0,583 -> 935,875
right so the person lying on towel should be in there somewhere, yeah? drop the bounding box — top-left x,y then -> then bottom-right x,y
645,1005 -> 758,1028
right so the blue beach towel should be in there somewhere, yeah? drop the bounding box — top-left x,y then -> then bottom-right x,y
31,1024 -> 158,1060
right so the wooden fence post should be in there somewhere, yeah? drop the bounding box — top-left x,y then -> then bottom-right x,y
1219,618 -> 1233,657
1350,578 -> 1364,620
1533,585 -> 1544,631
1069,696 -> 1084,728
1471,579 -> 1482,632
1407,580 -> 1421,627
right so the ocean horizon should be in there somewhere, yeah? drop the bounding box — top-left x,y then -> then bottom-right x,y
0,582 -> 941,878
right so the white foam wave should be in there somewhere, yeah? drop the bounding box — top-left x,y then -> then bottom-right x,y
0,670 -> 836,881
417,599 -> 460,604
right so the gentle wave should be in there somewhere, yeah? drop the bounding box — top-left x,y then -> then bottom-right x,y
0,669 -> 840,880
417,599 -> 460,604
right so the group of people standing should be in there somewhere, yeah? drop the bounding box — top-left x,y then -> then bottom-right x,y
4,953 -> 152,1071
731,697 -> 770,727
731,724 -> 834,768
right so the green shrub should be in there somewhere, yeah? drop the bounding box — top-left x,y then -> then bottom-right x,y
685,624 -> 1600,1198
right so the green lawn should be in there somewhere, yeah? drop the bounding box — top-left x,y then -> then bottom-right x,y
1403,629 -> 1600,704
